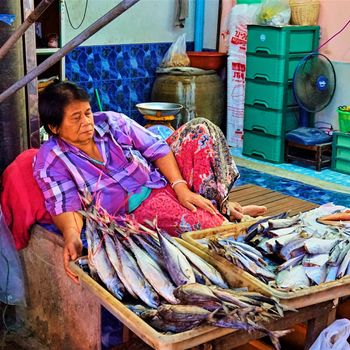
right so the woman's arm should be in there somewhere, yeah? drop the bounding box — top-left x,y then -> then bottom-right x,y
154,152 -> 217,215
51,211 -> 83,283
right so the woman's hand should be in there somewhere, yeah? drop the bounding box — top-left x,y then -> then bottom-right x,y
221,201 -> 244,221
173,183 -> 218,215
63,230 -> 83,283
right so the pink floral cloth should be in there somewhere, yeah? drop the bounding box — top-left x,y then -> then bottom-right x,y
132,118 -> 239,236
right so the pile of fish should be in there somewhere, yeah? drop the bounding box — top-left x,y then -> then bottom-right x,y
207,204 -> 350,291
78,195 -> 291,349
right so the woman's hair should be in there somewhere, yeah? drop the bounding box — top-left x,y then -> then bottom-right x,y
39,80 -> 90,136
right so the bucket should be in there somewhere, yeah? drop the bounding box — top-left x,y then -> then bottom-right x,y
151,67 -> 225,129
338,106 -> 350,132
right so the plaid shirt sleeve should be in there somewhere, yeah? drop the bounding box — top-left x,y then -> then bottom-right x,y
106,112 -> 171,161
33,149 -> 82,216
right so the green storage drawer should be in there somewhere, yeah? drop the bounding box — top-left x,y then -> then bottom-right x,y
333,132 -> 350,148
245,79 -> 296,110
247,25 -> 320,56
243,130 -> 284,163
246,53 -> 304,83
332,158 -> 350,175
244,105 -> 299,136
334,146 -> 350,159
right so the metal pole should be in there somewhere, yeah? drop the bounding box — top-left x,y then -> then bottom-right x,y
0,0 -> 56,60
0,0 -> 140,104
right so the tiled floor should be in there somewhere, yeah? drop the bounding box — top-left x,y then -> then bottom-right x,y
231,148 -> 350,207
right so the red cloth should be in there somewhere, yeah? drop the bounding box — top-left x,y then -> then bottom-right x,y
0,149 -> 52,250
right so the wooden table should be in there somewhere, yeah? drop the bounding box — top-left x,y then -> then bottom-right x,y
21,184 -> 331,350
228,183 -> 318,216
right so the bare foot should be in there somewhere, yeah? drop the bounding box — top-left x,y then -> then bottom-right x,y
242,205 -> 267,217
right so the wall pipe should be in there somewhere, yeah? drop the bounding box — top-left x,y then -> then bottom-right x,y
0,0 -> 56,61
0,0 -> 140,104
194,0 -> 205,51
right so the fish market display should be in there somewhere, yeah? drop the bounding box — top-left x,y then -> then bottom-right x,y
77,195 -> 291,349
206,204 -> 350,290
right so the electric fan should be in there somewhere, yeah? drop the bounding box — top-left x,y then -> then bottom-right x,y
286,52 -> 336,145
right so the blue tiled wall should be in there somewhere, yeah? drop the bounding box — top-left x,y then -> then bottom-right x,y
65,42 -> 194,125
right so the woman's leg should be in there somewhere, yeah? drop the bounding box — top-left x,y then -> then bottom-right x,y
166,117 -> 239,210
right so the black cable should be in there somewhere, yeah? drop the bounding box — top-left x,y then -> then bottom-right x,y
64,0 -> 88,30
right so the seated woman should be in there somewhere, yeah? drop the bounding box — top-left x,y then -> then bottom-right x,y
33,81 -> 266,281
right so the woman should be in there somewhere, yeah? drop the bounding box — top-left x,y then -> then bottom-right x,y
34,81 -> 266,281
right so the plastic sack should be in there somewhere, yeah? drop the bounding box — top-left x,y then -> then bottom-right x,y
0,204 -> 26,306
0,14 -> 15,26
258,0 -> 291,26
310,319 -> 350,350
160,33 -> 190,68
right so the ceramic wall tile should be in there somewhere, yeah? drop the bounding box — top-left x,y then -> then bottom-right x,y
66,42 -> 193,120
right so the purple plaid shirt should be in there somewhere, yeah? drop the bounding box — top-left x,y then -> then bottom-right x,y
33,111 -> 170,216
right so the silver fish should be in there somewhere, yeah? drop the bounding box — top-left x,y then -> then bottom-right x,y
170,238 -> 228,288
302,254 -> 329,267
268,214 -> 301,229
111,234 -> 160,308
279,238 -> 306,261
276,255 -> 304,272
276,265 -> 310,289
304,238 -> 339,255
85,218 -> 125,300
267,226 -> 298,237
304,265 -> 327,285
156,228 -> 195,286
126,237 -> 178,304
337,248 -> 350,279
325,265 -> 338,282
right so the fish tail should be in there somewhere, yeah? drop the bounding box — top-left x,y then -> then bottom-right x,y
268,329 -> 290,350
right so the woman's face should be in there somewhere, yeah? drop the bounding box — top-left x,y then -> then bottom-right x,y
51,100 -> 94,146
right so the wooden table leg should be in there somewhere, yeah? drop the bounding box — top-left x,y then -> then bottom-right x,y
304,300 -> 337,350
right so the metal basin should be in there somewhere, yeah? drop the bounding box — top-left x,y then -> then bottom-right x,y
136,102 -> 183,116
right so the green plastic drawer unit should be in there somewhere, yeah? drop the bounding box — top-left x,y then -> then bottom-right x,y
333,132 -> 350,148
247,25 -> 320,56
246,53 -> 305,83
332,158 -> 350,175
244,105 -> 299,136
243,130 -> 284,163
245,79 -> 296,110
334,147 -> 350,160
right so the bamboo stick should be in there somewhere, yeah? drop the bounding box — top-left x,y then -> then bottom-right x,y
0,0 -> 140,104
0,0 -> 56,61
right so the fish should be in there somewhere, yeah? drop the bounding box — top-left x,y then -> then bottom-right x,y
149,316 -> 202,333
267,226 -> 298,237
275,232 -> 302,249
279,238 -> 307,261
220,239 -> 264,258
276,255 -> 304,272
157,304 -> 211,322
337,248 -> 350,279
304,238 -> 339,255
325,265 -> 339,282
174,283 -> 222,311
304,265 -> 327,285
126,304 -> 158,319
244,212 -> 288,242
302,254 -> 329,267
167,236 -> 228,288
156,228 -> 195,286
85,218 -> 125,300
208,315 -> 290,350
209,287 -> 252,308
110,234 -> 160,308
126,237 -> 178,304
268,214 -> 301,229
276,265 -> 310,289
